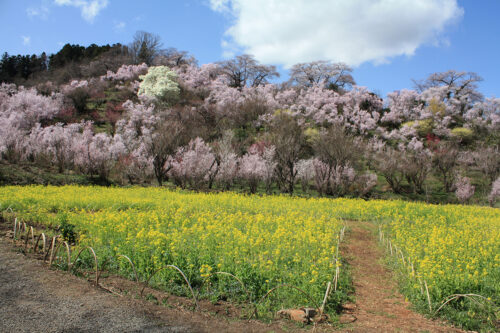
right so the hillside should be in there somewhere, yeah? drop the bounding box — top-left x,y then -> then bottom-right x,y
0,38 -> 499,206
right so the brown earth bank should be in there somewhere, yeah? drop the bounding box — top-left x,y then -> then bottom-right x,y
339,221 -> 465,333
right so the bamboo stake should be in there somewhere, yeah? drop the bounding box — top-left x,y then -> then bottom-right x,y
320,282 -> 332,313
13,217 -> 17,241
424,280 -> 432,312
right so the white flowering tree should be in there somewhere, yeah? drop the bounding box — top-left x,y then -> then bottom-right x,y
137,66 -> 180,105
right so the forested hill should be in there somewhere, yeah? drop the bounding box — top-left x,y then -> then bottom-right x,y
0,43 -> 127,85
0,32 -> 498,206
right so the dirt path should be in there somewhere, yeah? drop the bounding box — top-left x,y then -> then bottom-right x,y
0,240 -> 192,332
340,221 -> 463,332
0,233 -> 304,333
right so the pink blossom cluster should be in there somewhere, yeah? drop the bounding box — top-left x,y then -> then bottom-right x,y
170,137 -> 217,188
0,86 -> 62,158
1,64 -> 499,200
176,64 -> 222,97
455,175 -> 475,203
173,64 -> 499,144
0,86 -> 62,130
239,145 -> 276,193
466,98 -> 500,132
488,177 -> 500,206
102,63 -> 148,82
72,123 -> 125,179
27,122 -> 82,171
296,157 -> 376,196
60,79 -> 89,94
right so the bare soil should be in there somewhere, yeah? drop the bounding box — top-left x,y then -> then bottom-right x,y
339,221 -> 464,332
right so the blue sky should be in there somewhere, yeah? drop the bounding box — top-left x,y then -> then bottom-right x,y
1,0 -> 498,97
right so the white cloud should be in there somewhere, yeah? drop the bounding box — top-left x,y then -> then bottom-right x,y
27,5 -> 50,19
22,36 -> 31,46
54,0 -> 109,23
113,21 -> 126,32
209,0 -> 463,67
220,39 -> 239,59
209,0 -> 231,13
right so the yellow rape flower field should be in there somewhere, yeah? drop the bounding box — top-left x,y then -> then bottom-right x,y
0,185 -> 499,329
